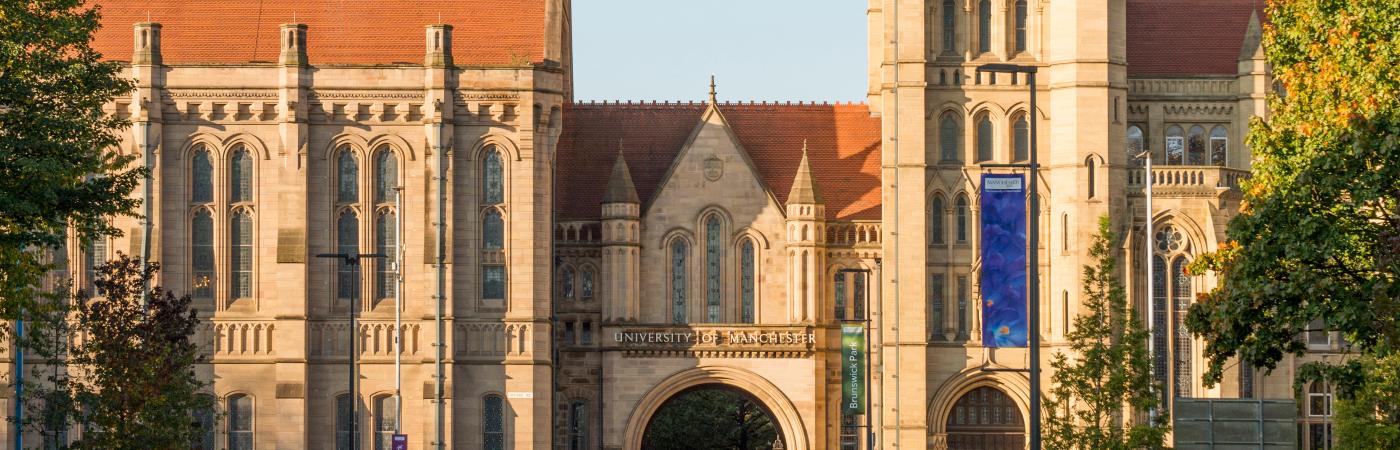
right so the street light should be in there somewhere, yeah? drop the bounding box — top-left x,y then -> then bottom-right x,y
837,267 -> 873,450
976,63 -> 1042,450
316,252 -> 385,450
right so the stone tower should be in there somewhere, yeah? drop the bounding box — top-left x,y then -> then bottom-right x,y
785,145 -> 826,323
600,151 -> 641,322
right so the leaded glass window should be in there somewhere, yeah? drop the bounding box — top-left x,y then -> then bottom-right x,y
195,398 -> 216,450
335,394 -> 353,450
227,394 -> 253,450
705,217 -> 721,323
231,212 -> 253,298
1152,256 -> 1169,404
374,395 -> 397,450
930,273 -> 946,340
1173,256 -> 1192,396
853,271 -> 866,320
955,195 -> 969,243
483,395 -> 504,450
1155,225 -> 1184,253
483,266 -> 505,300
671,241 -> 687,324
483,210 -> 504,250
376,211 -> 397,300
1013,116 -> 1029,161
580,269 -> 594,299
374,148 -> 398,204
484,150 -> 503,205
1239,362 -> 1254,398
976,116 -> 993,162
193,210 -> 215,299
561,267 -> 575,300
1165,126 -> 1185,165
192,148 -> 213,203
230,148 -> 252,203
86,237 -> 106,295
940,115 -> 960,162
337,149 -> 358,204
337,212 -> 359,304
1210,125 -> 1228,166
1014,0 -> 1028,52
942,0 -> 956,53
740,239 -> 755,323
568,401 -> 587,450
978,0 -> 991,53
834,273 -> 848,320
956,276 -> 969,340
1086,157 -> 1097,199
1127,125 -> 1145,167
1187,125 -> 1207,165
930,195 -> 946,244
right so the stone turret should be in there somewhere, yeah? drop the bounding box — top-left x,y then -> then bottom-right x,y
601,151 -> 641,322
785,143 -> 825,323
1237,10 -> 1268,166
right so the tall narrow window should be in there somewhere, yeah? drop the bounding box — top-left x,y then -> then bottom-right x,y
86,237 -> 107,295
1209,125 -> 1228,166
375,211 -> 397,301
705,217 -> 722,323
929,195 -> 946,245
1165,125 -> 1185,165
227,394 -> 253,450
580,269 -> 594,299
335,394 -> 353,450
978,0 -> 991,53
671,241 -> 687,324
483,267 -> 505,301
195,397 -> 216,450
1013,115 -> 1029,161
1127,125 -> 1145,167
192,210 -> 215,299
1173,256 -> 1193,396
230,147 -> 252,203
956,275 -> 969,340
374,148 -> 398,204
1086,157 -> 1097,199
483,395 -> 505,450
568,401 -> 587,450
483,149 -> 504,205
740,239 -> 755,323
192,147 -> 213,203
230,211 -> 253,299
561,266 -> 576,300
1187,125 -> 1207,165
930,273 -> 946,340
1152,256 -> 1169,404
483,211 -> 504,250
834,272 -> 848,320
1014,0 -> 1028,52
940,115 -> 960,162
942,0 -> 956,53
955,195 -> 969,243
337,211 -> 359,305
1303,382 -> 1334,450
853,270 -> 866,320
1239,362 -> 1255,398
976,115 -> 993,162
337,149 -> 358,204
374,395 -> 397,450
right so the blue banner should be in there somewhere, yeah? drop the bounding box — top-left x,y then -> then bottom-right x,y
980,174 -> 1028,347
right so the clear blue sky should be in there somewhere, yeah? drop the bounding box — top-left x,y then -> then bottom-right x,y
572,0 -> 869,102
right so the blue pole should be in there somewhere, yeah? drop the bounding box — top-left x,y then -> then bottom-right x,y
14,315 -> 23,450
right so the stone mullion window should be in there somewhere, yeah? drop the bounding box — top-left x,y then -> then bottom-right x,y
1013,0 -> 1028,53
227,147 -> 255,305
978,0 -> 993,54
373,395 -> 396,450
85,235 -> 108,296
1209,125 -> 1228,167
227,394 -> 254,450
670,239 -> 688,324
1012,114 -> 1029,162
1172,256 -> 1193,397
372,147 -> 400,306
704,216 -> 722,323
739,239 -> 756,324
976,114 -> 994,162
1151,255 -> 1169,403
1127,125 -> 1145,167
930,195 -> 946,245
930,273 -> 946,341
483,395 -> 505,450
940,114 -> 961,163
942,0 -> 957,54
834,272 -> 848,321
481,147 -> 507,307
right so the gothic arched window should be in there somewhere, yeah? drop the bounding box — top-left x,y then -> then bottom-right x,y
1013,115 -> 1029,162
230,211 -> 253,299
580,269 -> 594,299
1014,0 -> 1029,52
1187,125 -> 1207,165
337,211 -> 359,305
705,217 -> 722,323
192,147 -> 212,203
942,0 -> 957,53
1151,256 -> 1169,403
230,147 -> 253,203
337,149 -> 358,204
1086,157 -> 1097,199
86,237 -> 107,295
567,401 -> 587,450
1165,125 -> 1185,165
955,195 -> 970,243
195,395 -> 216,450
373,395 -> 397,450
227,394 -> 253,450
946,387 -> 1025,449
483,395 -> 505,450
375,211 -> 397,300
561,266 -> 576,300
1127,125 -> 1145,167
930,195 -> 946,245
335,393 -> 353,450
978,0 -> 992,53
940,114 -> 961,162
374,147 -> 397,204
930,273 -> 946,340
834,272 -> 848,320
1210,125 -> 1228,166
740,238 -> 756,323
483,149 -> 504,205
671,240 -> 688,324
976,115 -> 993,162
192,210 -> 214,299
1173,256 -> 1193,396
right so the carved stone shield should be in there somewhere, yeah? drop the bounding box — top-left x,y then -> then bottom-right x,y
704,155 -> 724,181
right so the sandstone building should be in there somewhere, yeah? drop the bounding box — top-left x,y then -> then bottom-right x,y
0,1 -> 1345,449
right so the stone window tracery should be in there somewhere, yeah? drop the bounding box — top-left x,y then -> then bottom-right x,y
375,211 -> 397,301
834,272 -> 848,320
580,268 -> 594,299
1173,256 -> 1193,396
230,147 -> 253,203
337,148 -> 358,204
561,266 -> 575,300
484,149 -> 504,205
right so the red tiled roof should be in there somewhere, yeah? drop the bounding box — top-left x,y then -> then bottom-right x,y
91,1 -> 546,65
556,102 -> 882,221
1127,0 -> 1263,77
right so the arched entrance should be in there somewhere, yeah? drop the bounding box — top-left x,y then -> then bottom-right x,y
945,386 -> 1026,450
623,366 -> 808,450
641,385 -> 782,450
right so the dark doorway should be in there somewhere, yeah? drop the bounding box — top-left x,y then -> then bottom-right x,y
642,385 -> 783,450
945,386 -> 1026,450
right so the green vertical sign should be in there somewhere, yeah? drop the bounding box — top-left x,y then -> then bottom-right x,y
841,325 -> 866,415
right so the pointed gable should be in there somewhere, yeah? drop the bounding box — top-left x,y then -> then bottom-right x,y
787,146 -> 824,205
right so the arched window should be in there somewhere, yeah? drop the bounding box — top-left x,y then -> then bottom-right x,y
978,0 -> 992,53
946,387 -> 1025,449
194,396 -> 216,450
227,394 -> 253,450
483,149 -> 504,205
374,148 -> 398,204
930,195 -> 946,245
976,115 -> 994,162
1151,255 -> 1169,404
671,240 -> 688,324
940,115 -> 961,162
580,269 -> 594,299
740,239 -> 756,323
705,217 -> 722,323
86,237 -> 106,295
483,210 -> 504,250
374,395 -> 397,450
192,147 -> 213,203
1013,115 -> 1029,162
942,0 -> 956,53
1210,125 -> 1228,166
230,147 -> 253,203
1165,125 -> 1185,165
1173,256 -> 1193,396
337,149 -> 358,204
561,266 -> 576,300
956,276 -> 969,339
929,273 -> 946,340
1303,382 -> 1334,450
1187,125 -> 1207,165
1127,125 -> 1145,167
337,211 -> 359,305
375,211 -> 397,300
483,395 -> 505,450
230,211 -> 253,299
955,195 -> 969,243
567,401 -> 587,450
1086,157 -> 1097,199
834,272 -> 848,320
335,393 -> 353,450
192,210 -> 215,299
1014,0 -> 1028,52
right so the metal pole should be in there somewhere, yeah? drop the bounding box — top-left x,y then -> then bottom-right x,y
352,257 -> 360,450
1027,71 -> 1042,450
395,186 -> 404,435
14,311 -> 22,450
1144,149 -> 1156,421
140,122 -> 153,305
434,128 -> 448,450
863,270 -> 873,450
888,0 -> 902,447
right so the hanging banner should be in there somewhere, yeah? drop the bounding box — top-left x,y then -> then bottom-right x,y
980,174 -> 1029,348
841,325 -> 866,415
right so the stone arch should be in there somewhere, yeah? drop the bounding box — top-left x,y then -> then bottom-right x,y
927,367 -> 1031,439
623,366 -> 808,450
322,133 -> 370,161
219,132 -> 272,160
468,133 -> 521,161
366,133 -> 417,161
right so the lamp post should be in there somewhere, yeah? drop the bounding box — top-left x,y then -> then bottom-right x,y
837,267 -> 874,450
1139,149 -> 1157,421
976,63 -> 1041,450
317,252 -> 385,450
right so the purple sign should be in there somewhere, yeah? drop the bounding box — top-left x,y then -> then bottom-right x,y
979,174 -> 1028,347
392,434 -> 408,450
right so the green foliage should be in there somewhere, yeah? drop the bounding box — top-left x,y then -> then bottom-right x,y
0,0 -> 143,330
642,388 -> 779,450
1331,354 -> 1400,449
19,255 -> 214,450
1043,217 -> 1169,450
1184,0 -> 1400,393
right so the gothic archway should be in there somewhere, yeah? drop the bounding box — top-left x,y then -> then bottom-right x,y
641,385 -> 782,450
623,366 -> 808,450
945,386 -> 1026,450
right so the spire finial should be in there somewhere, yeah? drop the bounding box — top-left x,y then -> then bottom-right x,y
708,74 -> 717,104
802,139 -> 808,156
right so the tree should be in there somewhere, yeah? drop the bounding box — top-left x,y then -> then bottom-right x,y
1042,217 -> 1169,450
0,0 -> 143,330
19,254 -> 214,450
1330,354 -> 1400,449
641,388 -> 779,450
1183,0 -> 1399,394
